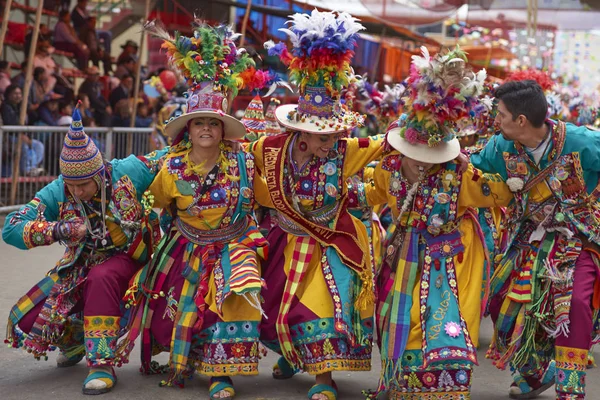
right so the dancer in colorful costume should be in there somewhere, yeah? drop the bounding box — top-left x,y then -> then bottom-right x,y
457,91 -> 507,291
469,79 -> 600,399
366,47 -> 513,399
255,10 -> 385,400
114,23 -> 268,399
2,107 -> 165,394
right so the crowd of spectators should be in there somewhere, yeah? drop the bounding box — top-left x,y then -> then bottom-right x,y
0,0 -> 164,176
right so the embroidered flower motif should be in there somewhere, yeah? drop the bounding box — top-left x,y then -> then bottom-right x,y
86,339 -> 95,351
455,369 -> 469,384
305,322 -> 314,332
301,180 -> 313,191
439,347 -> 452,358
404,128 -> 420,144
310,343 -> 322,358
507,177 -> 525,193
92,317 -> 103,326
338,340 -> 348,354
230,343 -> 246,358
422,372 -> 436,387
557,369 -> 566,383
444,322 -> 461,338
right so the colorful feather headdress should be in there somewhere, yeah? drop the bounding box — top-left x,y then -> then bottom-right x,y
396,45 -> 486,147
145,20 -> 255,140
264,10 -> 366,134
153,21 -> 255,96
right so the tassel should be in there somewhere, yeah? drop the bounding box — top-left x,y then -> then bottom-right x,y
434,259 -> 441,271
355,276 -> 375,311
242,292 -> 266,319
159,369 -> 186,388
457,251 -> 464,263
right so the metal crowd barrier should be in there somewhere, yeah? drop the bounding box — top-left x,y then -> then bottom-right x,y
0,126 -> 154,207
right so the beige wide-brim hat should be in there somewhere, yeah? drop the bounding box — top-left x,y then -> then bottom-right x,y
164,111 -> 247,140
387,126 -> 461,164
275,104 -> 363,134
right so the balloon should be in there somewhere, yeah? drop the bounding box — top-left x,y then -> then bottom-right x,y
144,83 -> 161,98
159,70 -> 178,91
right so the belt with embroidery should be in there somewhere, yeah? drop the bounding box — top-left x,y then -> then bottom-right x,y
175,217 -> 247,245
277,202 -> 340,236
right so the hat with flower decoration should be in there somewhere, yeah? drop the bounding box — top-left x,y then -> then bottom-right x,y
264,10 -> 365,134
387,46 -> 487,163
241,95 -> 266,140
353,74 -> 406,133
265,97 -> 282,136
60,106 -> 104,180
147,21 -> 255,141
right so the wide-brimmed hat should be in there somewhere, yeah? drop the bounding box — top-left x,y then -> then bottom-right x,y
121,40 -> 138,49
155,22 -> 255,141
387,117 -> 461,164
265,10 -> 365,134
386,46 -> 487,164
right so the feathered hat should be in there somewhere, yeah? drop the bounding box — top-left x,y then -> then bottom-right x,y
265,10 -> 365,134
386,46 -> 486,163
150,21 -> 255,141
60,106 -> 104,180
265,98 -> 282,136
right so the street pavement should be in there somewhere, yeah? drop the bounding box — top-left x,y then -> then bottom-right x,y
0,234 -> 597,399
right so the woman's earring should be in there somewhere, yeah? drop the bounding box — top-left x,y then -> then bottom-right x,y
298,141 -> 308,152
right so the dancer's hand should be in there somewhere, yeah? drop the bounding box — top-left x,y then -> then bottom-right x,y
455,151 -> 469,173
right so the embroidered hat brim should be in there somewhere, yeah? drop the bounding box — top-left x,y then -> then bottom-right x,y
387,126 -> 461,164
275,104 -> 362,135
164,111 -> 248,140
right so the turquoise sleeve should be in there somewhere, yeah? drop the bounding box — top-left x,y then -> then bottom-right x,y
2,177 -> 65,250
469,135 -> 508,181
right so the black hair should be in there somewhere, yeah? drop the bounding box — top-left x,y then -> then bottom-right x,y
0,60 -> 8,70
4,84 -> 22,99
494,80 -> 548,128
59,10 -> 69,19
33,67 -> 46,80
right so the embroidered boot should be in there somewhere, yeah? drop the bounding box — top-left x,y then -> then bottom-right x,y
555,346 -> 587,400
82,316 -> 120,395
56,317 -> 85,367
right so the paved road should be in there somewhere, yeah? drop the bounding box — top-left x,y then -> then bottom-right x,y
0,236 -> 597,399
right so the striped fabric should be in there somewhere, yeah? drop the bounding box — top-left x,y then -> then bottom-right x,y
116,219 -> 266,386
378,229 -> 420,392
6,273 -> 59,354
276,235 -> 317,368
